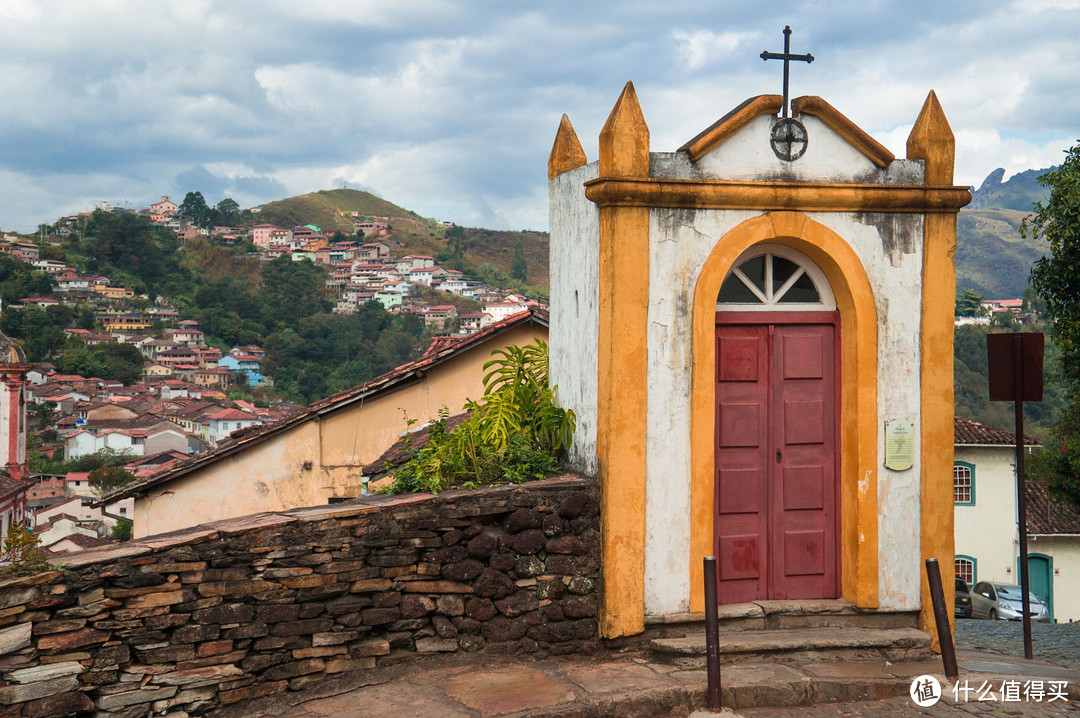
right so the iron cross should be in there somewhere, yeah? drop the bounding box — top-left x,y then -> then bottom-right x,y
760,26 -> 814,118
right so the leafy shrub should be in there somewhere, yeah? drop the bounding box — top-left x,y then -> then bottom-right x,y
0,523 -> 51,578
388,340 -> 574,494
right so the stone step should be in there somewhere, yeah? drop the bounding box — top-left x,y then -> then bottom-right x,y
648,600 -> 919,635
649,626 -> 933,669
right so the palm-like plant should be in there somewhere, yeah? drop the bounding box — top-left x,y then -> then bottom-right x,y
389,340 -> 576,493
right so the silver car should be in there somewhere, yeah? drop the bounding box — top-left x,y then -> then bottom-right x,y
969,581 -> 1051,623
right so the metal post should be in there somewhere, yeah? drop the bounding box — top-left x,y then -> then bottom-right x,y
1013,335 -> 1034,659
703,556 -> 722,710
925,558 -> 959,681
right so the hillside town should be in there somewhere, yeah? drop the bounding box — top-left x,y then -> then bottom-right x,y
0,193 -> 546,557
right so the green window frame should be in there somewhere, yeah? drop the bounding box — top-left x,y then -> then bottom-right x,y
955,555 -> 976,586
954,461 -> 975,506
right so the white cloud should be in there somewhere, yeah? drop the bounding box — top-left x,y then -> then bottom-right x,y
0,2 -> 1076,233
673,30 -> 756,71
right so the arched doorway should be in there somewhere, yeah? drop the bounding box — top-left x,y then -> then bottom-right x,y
714,245 -> 841,602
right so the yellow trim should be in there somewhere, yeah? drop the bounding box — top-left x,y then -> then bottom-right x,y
909,89 -> 961,647
584,178 -> 970,213
548,114 -> 588,180
920,213 -> 957,647
791,96 -> 895,169
596,80 -> 650,639
679,95 -> 783,161
689,212 -> 879,612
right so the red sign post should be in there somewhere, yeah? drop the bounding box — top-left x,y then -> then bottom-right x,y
986,332 -> 1043,660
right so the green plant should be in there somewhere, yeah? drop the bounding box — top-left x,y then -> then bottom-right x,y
111,522 -> 133,542
0,523 -> 51,577
388,340 -> 575,494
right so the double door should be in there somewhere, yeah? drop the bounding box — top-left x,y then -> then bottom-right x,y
714,318 -> 839,603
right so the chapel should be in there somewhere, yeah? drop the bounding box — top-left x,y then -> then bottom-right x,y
547,77 -> 970,640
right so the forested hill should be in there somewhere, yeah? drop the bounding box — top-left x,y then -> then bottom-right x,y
955,167 -> 1053,299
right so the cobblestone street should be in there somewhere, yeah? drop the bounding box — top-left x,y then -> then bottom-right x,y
956,618 -> 1080,668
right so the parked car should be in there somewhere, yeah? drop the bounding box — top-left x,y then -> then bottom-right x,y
969,581 -> 1051,622
955,578 -> 972,618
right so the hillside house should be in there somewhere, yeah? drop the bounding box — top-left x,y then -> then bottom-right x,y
92,282 -> 134,300
206,409 -> 263,447
149,196 -> 178,216
31,259 -> 68,275
421,304 -> 458,329
951,416 -> 1080,622
173,327 -> 205,346
7,242 -> 40,263
102,314 -> 153,333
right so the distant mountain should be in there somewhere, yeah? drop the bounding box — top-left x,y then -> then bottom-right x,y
956,167 -> 1053,299
967,166 -> 1051,211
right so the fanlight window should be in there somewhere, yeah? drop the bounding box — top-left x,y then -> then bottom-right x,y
717,248 -> 835,311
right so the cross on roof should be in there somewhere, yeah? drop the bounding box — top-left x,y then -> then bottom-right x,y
760,25 -> 814,118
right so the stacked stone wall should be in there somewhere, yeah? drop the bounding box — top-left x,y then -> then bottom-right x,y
0,476 -> 599,716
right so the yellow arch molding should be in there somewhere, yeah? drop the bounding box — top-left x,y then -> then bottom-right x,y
689,211 -> 880,612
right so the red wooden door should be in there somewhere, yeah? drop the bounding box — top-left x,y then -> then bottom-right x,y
715,318 -> 838,602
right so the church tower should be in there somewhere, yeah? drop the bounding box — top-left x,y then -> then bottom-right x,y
0,331 -> 32,481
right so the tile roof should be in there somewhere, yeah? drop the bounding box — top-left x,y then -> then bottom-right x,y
0,474 -> 27,499
1025,481 -> 1080,534
43,533 -> 112,552
99,307 -> 549,504
954,416 -> 1040,446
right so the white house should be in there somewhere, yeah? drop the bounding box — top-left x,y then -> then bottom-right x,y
952,416 -> 1080,623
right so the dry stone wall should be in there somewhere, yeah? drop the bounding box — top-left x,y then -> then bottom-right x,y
0,475 -> 599,717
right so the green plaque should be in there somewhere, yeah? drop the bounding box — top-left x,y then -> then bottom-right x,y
884,419 -> 914,471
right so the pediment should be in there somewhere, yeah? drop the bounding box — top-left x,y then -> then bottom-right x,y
678,95 -> 898,183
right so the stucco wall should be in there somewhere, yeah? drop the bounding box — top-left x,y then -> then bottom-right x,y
553,115 -> 932,617
641,206 -> 925,615
549,162 -> 600,477
135,323 -> 548,538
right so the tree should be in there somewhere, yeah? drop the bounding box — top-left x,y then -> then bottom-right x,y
1025,143 -> 1080,507
179,191 -> 210,226
216,198 -> 240,222
955,289 -> 987,317
89,465 -> 136,492
510,240 -> 528,283
1027,144 -> 1080,383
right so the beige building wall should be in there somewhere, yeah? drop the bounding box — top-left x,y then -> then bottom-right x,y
133,322 -> 547,538
954,445 -> 1019,586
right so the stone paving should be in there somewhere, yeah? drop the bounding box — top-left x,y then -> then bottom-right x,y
956,618 -> 1080,668
734,693 -> 1079,717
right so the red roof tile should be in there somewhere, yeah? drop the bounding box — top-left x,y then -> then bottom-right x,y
954,416 -> 1039,446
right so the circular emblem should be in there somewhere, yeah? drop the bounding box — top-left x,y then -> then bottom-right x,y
770,118 -> 808,161
909,675 -> 942,707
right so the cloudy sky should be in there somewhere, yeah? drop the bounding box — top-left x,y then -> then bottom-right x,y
0,0 -> 1076,233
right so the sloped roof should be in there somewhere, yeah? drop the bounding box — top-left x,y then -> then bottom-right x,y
954,416 -> 1039,446
100,307 -> 549,504
43,533 -> 112,552
678,94 -> 895,169
1025,481 -> 1080,535
0,475 -> 27,499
